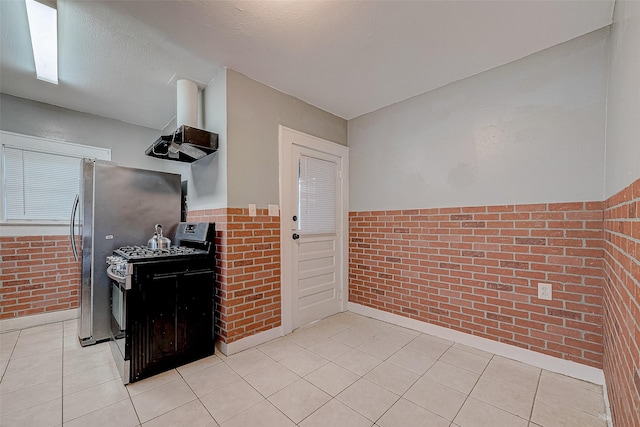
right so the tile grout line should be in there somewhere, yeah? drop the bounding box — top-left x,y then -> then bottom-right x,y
262,335 -> 350,426
62,323 -> 137,426
528,367 -> 543,424
125,377 -> 144,426
135,368 -> 214,426
455,355 -> 545,425
295,320 -> 393,426
306,324 -> 448,425
252,319 -> 387,425
2,324 -> 68,424
60,322 -> 65,427
0,329 -> 23,423
0,329 -> 20,383
369,332 -> 455,425
447,351 -> 494,425
178,348 -> 291,426
177,363 -> 222,426
254,336 -> 333,426
408,338 -> 479,424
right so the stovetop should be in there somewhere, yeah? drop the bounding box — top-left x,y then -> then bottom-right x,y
113,245 -> 208,261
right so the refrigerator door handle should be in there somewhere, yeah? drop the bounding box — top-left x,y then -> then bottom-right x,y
70,194 -> 79,261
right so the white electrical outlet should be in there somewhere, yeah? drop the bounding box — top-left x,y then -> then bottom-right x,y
248,204 -> 257,217
268,204 -> 279,216
538,283 -> 552,300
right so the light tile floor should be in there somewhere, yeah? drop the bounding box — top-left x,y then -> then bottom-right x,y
0,312 -> 609,427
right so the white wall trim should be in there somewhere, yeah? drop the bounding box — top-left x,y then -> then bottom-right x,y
348,302 -> 605,385
278,126 -> 350,335
0,130 -> 111,159
0,308 -> 79,332
278,126 -> 294,336
602,380 -> 614,427
217,326 -> 283,356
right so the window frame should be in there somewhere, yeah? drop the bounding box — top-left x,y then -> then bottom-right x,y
0,130 -> 111,225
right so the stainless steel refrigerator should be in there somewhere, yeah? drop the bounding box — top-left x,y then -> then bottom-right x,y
70,159 -> 181,346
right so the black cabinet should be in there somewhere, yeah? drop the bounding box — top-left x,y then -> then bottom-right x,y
127,267 -> 215,382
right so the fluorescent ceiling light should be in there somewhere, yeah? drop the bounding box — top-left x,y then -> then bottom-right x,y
25,0 -> 58,84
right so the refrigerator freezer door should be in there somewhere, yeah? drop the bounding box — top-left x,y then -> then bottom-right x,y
78,160 -> 95,344
78,159 -> 181,346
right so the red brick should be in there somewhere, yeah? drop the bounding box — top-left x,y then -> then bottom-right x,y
349,200 -> 607,371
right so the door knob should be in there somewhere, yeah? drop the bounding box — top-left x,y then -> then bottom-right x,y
292,233 -> 300,240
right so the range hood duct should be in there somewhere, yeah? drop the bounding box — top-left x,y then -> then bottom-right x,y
146,79 -> 218,163
176,79 -> 198,129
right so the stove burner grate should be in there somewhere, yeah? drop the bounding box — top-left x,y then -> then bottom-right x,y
114,245 -> 207,260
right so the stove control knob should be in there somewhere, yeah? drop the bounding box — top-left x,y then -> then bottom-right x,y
107,255 -> 126,266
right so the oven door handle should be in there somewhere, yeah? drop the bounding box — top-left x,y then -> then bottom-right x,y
107,268 -> 131,290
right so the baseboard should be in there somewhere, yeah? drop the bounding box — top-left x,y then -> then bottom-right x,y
348,302 -> 605,385
0,308 -> 79,333
601,380 -> 614,427
217,326 -> 283,356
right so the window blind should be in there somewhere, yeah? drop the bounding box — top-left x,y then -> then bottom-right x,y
3,147 -> 82,221
298,155 -> 336,234
1,131 -> 110,224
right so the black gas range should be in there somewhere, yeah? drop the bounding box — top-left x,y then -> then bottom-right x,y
108,222 -> 216,384
107,222 -> 215,285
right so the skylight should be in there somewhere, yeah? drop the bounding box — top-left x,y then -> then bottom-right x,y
25,0 -> 58,84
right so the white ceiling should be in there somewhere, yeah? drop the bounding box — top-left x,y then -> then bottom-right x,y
0,0 -> 614,130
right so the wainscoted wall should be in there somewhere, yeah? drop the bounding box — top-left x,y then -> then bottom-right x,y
0,208 -> 280,346
0,236 -> 79,319
349,201 -> 604,368
603,177 -> 640,427
187,208 -> 281,345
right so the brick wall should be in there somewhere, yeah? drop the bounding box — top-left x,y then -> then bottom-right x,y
603,177 -> 640,427
0,210 -> 281,345
0,236 -> 80,319
187,208 -> 281,344
349,202 -> 604,367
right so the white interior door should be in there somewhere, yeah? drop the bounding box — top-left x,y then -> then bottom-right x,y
291,146 -> 342,328
279,127 -> 348,333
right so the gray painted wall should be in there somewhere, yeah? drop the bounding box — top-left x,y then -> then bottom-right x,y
348,29 -> 609,212
226,69 -> 347,208
0,93 -> 189,177
605,0 -> 640,197
0,93 -> 190,236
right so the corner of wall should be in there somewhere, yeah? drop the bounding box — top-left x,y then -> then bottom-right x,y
187,68 -> 228,211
